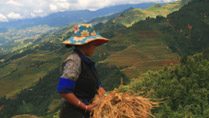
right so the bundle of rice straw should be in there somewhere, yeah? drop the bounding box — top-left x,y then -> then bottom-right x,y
91,90 -> 158,118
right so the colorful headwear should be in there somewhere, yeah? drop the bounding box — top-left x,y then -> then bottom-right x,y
62,24 -> 109,46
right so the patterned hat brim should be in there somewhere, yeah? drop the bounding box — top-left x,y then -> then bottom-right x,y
62,35 -> 109,46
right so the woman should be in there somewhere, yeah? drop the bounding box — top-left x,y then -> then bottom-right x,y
57,24 -> 109,118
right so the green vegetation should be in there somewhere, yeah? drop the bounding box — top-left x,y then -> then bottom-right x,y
181,0 -> 192,6
0,25 -> 56,54
96,63 -> 129,91
0,51 -> 65,97
121,53 -> 209,117
111,0 -> 182,27
162,0 -> 209,55
0,68 -> 61,118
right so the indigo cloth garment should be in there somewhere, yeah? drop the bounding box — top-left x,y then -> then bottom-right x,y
57,49 -> 103,118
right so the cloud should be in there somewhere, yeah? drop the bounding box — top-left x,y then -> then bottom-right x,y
34,9 -> 43,14
7,12 -> 23,19
30,13 -> 36,17
0,13 -> 8,22
74,0 -> 112,11
49,1 -> 70,11
6,0 -> 23,6
57,2 -> 70,9
54,0 -> 68,2
68,0 -> 178,11
50,4 -> 58,11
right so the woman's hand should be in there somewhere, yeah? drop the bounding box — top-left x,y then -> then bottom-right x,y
86,104 -> 97,112
97,87 -> 107,97
59,93 -> 96,112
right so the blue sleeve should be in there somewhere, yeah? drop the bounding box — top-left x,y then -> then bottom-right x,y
57,78 -> 76,93
99,81 -> 103,87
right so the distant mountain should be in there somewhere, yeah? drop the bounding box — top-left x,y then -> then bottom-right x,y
88,7 -> 135,25
0,2 -> 163,29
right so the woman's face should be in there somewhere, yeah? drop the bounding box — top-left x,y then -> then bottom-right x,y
84,41 -> 96,57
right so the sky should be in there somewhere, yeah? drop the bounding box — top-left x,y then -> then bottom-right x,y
0,0 -> 178,22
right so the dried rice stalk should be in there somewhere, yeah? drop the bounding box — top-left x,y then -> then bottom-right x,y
91,90 -> 158,118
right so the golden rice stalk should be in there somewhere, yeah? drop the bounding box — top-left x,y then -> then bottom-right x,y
91,90 -> 158,118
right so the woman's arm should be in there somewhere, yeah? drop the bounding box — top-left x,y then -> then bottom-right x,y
60,93 -> 97,112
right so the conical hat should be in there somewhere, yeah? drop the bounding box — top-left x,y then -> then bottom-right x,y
62,24 -> 109,46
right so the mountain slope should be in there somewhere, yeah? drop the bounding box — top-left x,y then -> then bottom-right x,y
0,25 -> 57,54
163,0 -> 209,55
111,1 -> 181,27
121,52 -> 209,118
98,20 -> 179,79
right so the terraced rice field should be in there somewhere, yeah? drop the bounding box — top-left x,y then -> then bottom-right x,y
100,29 -> 179,79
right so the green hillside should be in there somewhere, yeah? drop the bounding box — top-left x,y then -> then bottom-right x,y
0,25 -> 56,54
1,0 -> 209,117
121,52 -> 209,117
99,23 -> 179,79
88,12 -> 121,25
112,1 -> 182,27
0,24 -> 75,97
0,50 -> 66,97
163,0 -> 209,55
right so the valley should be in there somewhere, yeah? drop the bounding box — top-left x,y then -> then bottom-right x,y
1,0 -> 209,117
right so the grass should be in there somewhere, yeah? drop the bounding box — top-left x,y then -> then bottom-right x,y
48,99 -> 62,113
11,114 -> 38,118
